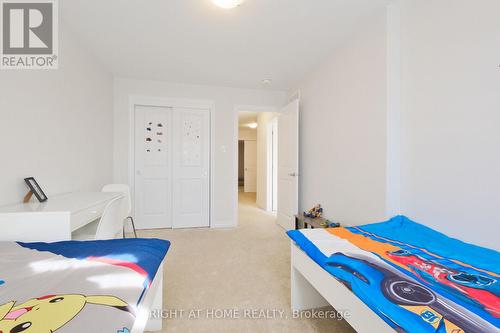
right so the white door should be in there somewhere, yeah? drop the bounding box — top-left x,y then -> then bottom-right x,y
134,105 -> 173,229
244,140 -> 257,192
271,118 -> 278,212
172,108 -> 210,228
277,99 -> 299,230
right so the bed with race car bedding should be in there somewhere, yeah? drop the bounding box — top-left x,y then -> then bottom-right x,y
287,215 -> 499,333
0,238 -> 170,333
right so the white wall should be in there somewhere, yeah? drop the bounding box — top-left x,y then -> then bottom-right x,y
294,1 -> 499,249
113,78 -> 285,227
397,0 -> 500,249
0,24 -> 114,206
296,9 -> 388,225
238,128 -> 257,141
256,112 -> 277,210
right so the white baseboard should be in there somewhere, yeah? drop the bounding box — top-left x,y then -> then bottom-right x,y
211,220 -> 237,229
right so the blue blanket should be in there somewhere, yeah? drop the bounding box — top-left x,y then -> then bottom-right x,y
287,216 -> 499,333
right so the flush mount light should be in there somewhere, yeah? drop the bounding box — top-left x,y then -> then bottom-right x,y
247,122 -> 258,129
211,0 -> 245,9
261,78 -> 272,85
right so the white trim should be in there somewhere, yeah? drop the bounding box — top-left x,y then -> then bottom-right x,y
233,104 -> 277,227
265,119 -> 273,211
268,117 -> 279,212
128,96 -> 215,228
265,117 -> 279,212
287,90 -> 301,104
210,221 -> 236,229
234,105 -> 277,113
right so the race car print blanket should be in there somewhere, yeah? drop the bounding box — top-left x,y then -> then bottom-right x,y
0,238 -> 170,333
287,215 -> 499,333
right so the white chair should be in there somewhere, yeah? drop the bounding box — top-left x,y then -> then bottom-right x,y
102,184 -> 138,238
95,196 -> 126,239
73,196 -> 124,240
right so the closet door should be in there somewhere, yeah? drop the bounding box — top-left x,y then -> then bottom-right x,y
172,108 -> 210,228
134,105 -> 173,229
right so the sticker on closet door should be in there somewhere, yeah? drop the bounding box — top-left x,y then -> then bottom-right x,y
144,117 -> 168,166
182,114 -> 202,166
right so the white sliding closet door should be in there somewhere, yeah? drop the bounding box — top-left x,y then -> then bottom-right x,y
172,108 -> 210,228
134,105 -> 173,229
134,105 -> 210,229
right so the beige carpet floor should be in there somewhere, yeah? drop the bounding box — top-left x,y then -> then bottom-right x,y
138,192 -> 356,333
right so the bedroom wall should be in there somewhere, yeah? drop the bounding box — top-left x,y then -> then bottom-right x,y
0,23 -> 113,206
113,78 -> 286,228
295,9 -> 388,225
397,0 -> 500,249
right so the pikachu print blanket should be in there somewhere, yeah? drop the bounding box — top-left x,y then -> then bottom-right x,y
0,238 -> 170,333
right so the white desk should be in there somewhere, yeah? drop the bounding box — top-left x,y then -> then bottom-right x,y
0,192 -> 124,242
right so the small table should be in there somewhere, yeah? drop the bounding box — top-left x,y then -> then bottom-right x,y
295,214 -> 330,229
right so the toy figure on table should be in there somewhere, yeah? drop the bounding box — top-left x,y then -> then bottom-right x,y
303,204 -> 323,218
324,220 -> 340,228
303,204 -> 341,228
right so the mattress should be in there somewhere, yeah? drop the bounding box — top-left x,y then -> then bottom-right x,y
287,215 -> 499,333
0,238 -> 170,333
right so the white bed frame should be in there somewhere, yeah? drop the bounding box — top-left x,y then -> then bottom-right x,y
132,263 -> 164,333
291,242 -> 394,333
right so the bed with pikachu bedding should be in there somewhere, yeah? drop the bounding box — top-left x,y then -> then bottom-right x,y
0,238 -> 169,333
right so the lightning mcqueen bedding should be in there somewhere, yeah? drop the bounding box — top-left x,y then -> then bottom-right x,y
287,216 -> 500,333
0,238 -> 170,333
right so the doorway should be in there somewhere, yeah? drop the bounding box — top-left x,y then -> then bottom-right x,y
238,139 -> 258,193
234,100 -> 299,230
237,110 -> 277,212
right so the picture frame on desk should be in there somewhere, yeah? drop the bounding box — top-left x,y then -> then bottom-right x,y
24,177 -> 48,202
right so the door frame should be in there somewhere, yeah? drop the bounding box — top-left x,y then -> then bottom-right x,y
233,105 -> 277,226
129,96 -> 214,228
268,117 -> 278,212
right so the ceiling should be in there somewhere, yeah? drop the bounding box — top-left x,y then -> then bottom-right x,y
60,0 -> 389,90
238,111 -> 258,128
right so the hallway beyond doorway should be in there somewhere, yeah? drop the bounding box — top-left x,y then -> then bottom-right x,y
237,110 -> 278,213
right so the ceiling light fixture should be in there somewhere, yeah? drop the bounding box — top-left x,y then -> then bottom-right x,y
262,78 -> 272,85
211,0 -> 245,9
247,122 -> 258,129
